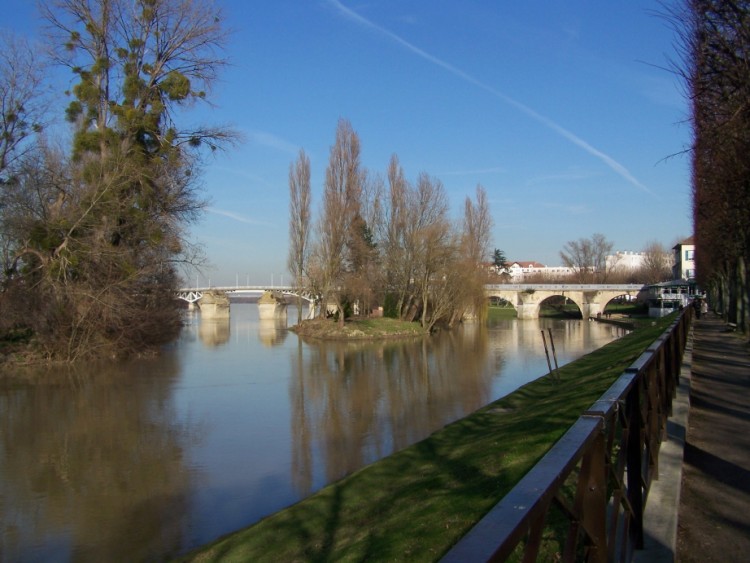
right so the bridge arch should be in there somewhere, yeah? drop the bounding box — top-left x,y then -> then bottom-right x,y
537,294 -> 584,318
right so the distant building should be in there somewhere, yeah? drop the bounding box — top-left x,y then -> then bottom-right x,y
606,250 -> 646,271
503,261 -> 573,281
672,237 -> 696,280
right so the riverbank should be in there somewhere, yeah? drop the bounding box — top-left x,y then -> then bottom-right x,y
178,314 -> 674,562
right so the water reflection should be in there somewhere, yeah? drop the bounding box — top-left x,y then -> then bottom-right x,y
198,317 -> 231,347
0,306 -> 626,561
258,319 -> 289,347
0,356 -> 200,563
289,324 -> 493,494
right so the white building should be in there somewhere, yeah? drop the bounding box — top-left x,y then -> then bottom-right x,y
606,251 -> 646,271
672,237 -> 696,280
503,261 -> 574,281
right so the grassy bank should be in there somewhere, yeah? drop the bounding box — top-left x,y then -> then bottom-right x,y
487,305 -> 517,321
180,314 -> 675,562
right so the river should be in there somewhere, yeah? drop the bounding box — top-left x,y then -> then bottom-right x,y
0,304 -> 627,562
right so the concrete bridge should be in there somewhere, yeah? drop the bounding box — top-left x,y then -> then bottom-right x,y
485,283 -> 644,320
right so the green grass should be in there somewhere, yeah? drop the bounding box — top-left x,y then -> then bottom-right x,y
291,317 -> 427,339
179,314 -> 676,563
487,305 -> 518,321
539,305 -> 582,319
356,317 -> 427,335
603,302 -> 648,316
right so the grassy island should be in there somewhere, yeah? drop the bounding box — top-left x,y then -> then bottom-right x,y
290,317 -> 429,340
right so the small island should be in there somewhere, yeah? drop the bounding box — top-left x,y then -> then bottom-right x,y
290,317 -> 428,340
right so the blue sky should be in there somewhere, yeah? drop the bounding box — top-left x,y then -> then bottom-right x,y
5,1 -> 692,287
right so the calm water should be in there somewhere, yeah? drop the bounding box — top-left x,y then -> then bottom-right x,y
0,305 -> 626,562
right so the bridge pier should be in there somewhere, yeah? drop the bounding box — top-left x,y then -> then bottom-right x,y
583,302 -> 603,320
515,301 -> 540,320
199,290 -> 230,320
258,291 -> 287,321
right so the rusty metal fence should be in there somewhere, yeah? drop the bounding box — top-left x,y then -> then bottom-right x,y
441,307 -> 693,562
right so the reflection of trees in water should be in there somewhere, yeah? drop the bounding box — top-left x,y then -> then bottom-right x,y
0,355 -> 200,562
289,326 -> 493,495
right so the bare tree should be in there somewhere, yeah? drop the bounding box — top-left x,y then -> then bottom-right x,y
461,184 -> 494,319
288,149 -> 311,323
379,154 -> 411,318
316,118 -> 362,326
560,237 -> 594,283
462,185 -> 493,265
640,240 -> 673,284
302,133 -> 491,330
421,227 -> 464,331
375,163 -> 465,327
560,233 -> 614,283
409,173 -> 452,328
0,32 -> 50,183
670,0 -> 750,330
591,233 -> 616,282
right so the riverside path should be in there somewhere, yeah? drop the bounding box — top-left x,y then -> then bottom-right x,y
635,314 -> 750,562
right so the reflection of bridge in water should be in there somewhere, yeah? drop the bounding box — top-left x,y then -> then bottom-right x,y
177,283 -> 645,320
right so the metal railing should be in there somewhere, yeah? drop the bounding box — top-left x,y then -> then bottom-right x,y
441,307 -> 692,562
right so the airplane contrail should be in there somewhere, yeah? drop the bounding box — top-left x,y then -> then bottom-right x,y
207,207 -> 270,226
326,0 -> 654,195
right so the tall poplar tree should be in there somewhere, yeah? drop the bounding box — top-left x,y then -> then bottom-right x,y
315,118 -> 362,326
288,149 -> 311,323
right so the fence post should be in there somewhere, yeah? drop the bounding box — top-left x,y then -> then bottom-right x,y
578,424 -> 608,563
626,379 -> 644,549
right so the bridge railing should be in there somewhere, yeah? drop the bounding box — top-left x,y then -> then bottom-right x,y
441,306 -> 692,562
485,283 -> 645,291
178,285 -> 295,293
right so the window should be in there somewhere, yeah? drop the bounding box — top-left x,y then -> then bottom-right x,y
685,249 -> 695,260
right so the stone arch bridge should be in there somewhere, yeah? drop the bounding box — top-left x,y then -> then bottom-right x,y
485,284 -> 644,320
